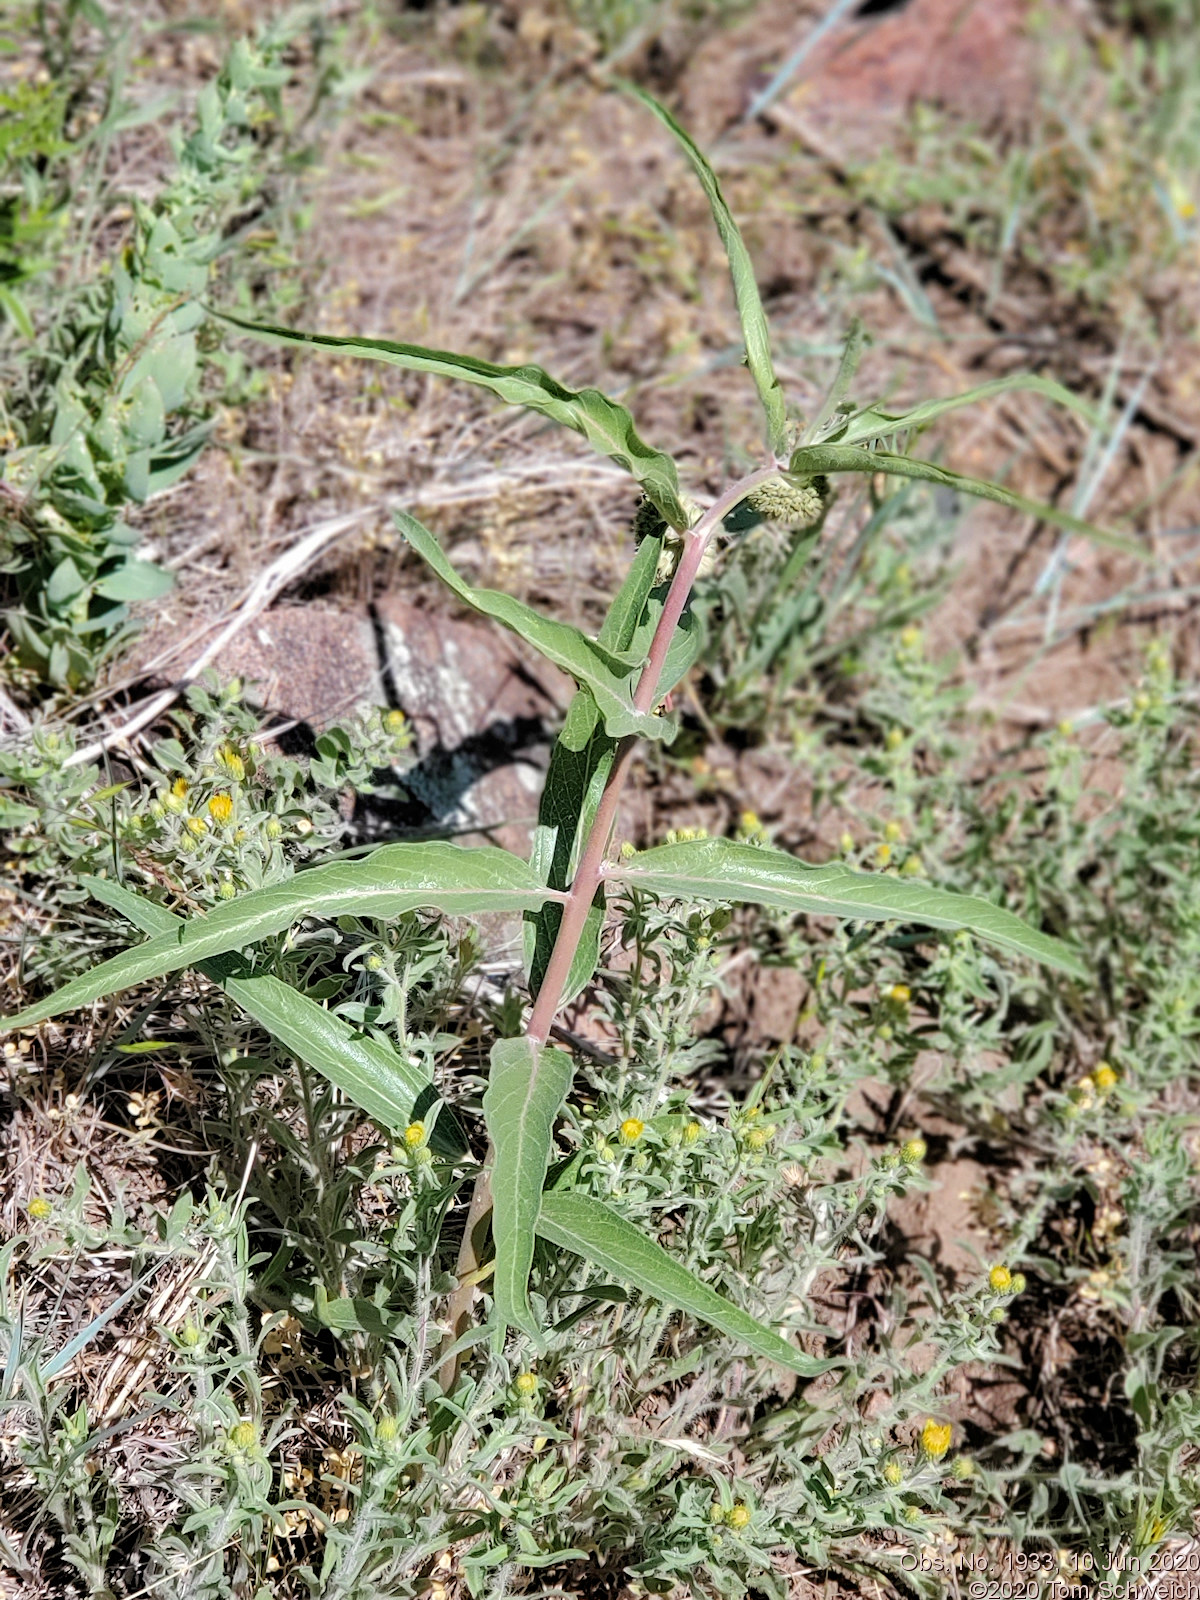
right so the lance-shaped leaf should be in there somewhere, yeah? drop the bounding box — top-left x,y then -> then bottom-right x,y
85,876 -> 464,1153
628,86 -> 787,457
214,310 -> 689,530
831,373 -> 1100,450
5,843 -> 558,1030
608,837 -> 1084,977
787,442 -> 1143,559
484,1038 -> 574,1335
396,512 -> 677,744
536,1190 -> 832,1378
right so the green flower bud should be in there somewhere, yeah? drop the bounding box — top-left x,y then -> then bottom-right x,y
747,476 -> 824,527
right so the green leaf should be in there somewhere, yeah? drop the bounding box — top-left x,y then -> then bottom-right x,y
627,86 -> 787,457
609,837 -> 1084,977
832,374 -> 1099,449
83,876 -> 465,1152
396,510 -> 676,744
93,560 -> 175,602
787,442 -> 1144,559
5,843 -> 558,1030
484,1038 -> 574,1335
214,309 -> 689,530
535,1190 -> 831,1378
800,316 -> 866,447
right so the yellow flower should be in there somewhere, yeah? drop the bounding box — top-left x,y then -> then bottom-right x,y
989,1264 -> 1013,1293
744,1126 -> 770,1152
887,983 -> 911,1006
619,1117 -> 645,1146
217,746 -> 245,781
839,830 -> 855,854
740,810 -> 760,832
899,625 -> 922,651
682,1120 -> 702,1146
882,1460 -> 904,1486
403,1121 -> 426,1149
921,1420 -> 952,1459
726,1504 -> 751,1530
171,777 -> 189,798
186,816 -> 207,836
227,1421 -> 257,1452
901,1137 -> 927,1166
1094,1062 -> 1118,1092
514,1371 -> 538,1396
383,708 -> 406,735
876,842 -> 892,867
885,727 -> 904,751
27,1195 -> 53,1220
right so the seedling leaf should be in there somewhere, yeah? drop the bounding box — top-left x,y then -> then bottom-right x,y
5,843 -> 557,1029
84,877 -> 464,1151
214,310 -> 690,529
536,1190 -> 832,1378
610,837 -> 1084,976
788,443 -> 1142,558
484,1038 -> 574,1334
396,511 -> 678,744
627,86 -> 787,457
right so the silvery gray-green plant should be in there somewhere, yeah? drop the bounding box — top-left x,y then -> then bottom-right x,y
0,30 -> 293,690
5,89 -> 1100,1384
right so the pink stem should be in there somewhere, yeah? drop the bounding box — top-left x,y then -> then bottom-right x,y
526,464 -> 779,1044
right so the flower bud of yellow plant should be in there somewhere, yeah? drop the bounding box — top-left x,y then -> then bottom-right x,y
171,777 -> 189,799
376,1415 -> 399,1442
1010,1272 -> 1027,1295
882,1460 -> 904,1486
514,1371 -> 538,1396
876,842 -> 892,867
186,816 -> 207,836
265,817 -> 283,839
900,853 -> 924,876
901,1137 -> 927,1165
885,727 -> 904,751
383,708 -> 407,735
989,1265 -> 1013,1293
887,983 -> 911,1006
883,820 -> 904,843
840,830 -> 855,853
27,1195 -> 52,1220
403,1122 -> 426,1150
744,1126 -> 769,1152
227,1421 -> 257,1451
1094,1062 -> 1118,1092
682,1120 -> 702,1146
366,953 -> 384,971
217,877 -> 236,901
899,625 -> 922,651
180,1322 -> 202,1348
920,1420 -> 952,1459
619,1117 -> 644,1146
727,1504 -> 751,1530
951,1456 -> 976,1480
217,746 -> 245,781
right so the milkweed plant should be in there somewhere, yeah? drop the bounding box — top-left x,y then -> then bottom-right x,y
3,86 -> 1099,1390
